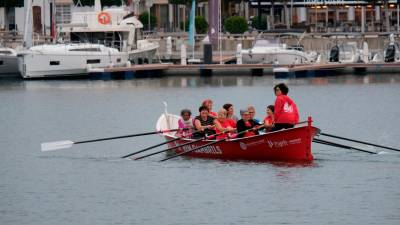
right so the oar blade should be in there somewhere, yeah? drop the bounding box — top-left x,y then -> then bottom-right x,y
41,140 -> 74,151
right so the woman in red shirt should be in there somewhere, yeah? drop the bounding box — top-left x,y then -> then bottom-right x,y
214,109 -> 236,140
202,99 -> 218,118
263,105 -> 275,132
270,83 -> 299,132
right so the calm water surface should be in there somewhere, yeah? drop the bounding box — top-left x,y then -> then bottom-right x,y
1,75 -> 400,225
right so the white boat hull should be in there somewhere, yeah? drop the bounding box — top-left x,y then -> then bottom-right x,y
0,55 -> 19,75
241,50 -> 313,65
19,46 -> 128,78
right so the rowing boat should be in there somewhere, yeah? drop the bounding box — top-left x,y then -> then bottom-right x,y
156,113 -> 320,161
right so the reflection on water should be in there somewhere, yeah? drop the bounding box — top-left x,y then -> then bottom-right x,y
0,74 -> 400,91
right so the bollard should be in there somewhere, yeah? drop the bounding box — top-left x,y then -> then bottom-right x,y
181,44 -> 187,65
236,43 -> 242,65
203,41 -> 212,64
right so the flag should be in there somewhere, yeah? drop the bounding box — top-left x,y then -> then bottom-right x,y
208,0 -> 219,46
188,0 -> 196,47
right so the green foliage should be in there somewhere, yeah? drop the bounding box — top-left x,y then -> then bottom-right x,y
139,11 -> 157,30
251,16 -> 268,30
224,16 -> 248,34
195,16 -> 208,34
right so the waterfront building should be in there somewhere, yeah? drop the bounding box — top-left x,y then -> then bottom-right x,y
248,0 -> 400,32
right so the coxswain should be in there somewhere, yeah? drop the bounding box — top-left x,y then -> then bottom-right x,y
236,109 -> 260,138
202,99 -> 218,118
193,106 -> 216,139
270,83 -> 299,131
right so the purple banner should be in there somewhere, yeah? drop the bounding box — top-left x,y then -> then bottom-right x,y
208,0 -> 219,46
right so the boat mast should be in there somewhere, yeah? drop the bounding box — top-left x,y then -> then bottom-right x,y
23,0 -> 33,48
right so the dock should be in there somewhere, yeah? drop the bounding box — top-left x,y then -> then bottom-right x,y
87,61 -> 400,79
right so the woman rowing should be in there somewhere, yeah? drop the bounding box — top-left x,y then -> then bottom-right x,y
214,108 -> 236,140
192,106 -> 216,139
270,83 -> 299,132
202,99 -> 218,118
176,109 -> 194,138
263,105 -> 275,132
236,109 -> 260,138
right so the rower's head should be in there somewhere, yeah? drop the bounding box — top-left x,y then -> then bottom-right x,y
266,105 -> 274,116
240,109 -> 250,121
202,99 -> 213,111
247,106 -> 256,119
217,108 -> 227,120
274,83 -> 289,96
180,109 -> 192,121
223,103 -> 234,116
199,105 -> 209,118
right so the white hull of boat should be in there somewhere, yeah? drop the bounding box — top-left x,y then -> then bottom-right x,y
0,55 -> 19,75
19,45 -> 128,78
241,50 -> 313,65
129,41 -> 159,64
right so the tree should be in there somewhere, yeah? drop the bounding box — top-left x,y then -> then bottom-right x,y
224,16 -> 247,34
139,11 -> 157,30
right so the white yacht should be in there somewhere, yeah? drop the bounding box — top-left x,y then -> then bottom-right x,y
0,47 -> 19,76
241,38 -> 317,65
19,44 -> 128,78
59,0 -> 159,64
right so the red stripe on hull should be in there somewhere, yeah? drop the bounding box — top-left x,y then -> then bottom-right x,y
163,126 -> 318,161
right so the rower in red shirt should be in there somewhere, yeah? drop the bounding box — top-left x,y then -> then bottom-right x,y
270,83 -> 299,132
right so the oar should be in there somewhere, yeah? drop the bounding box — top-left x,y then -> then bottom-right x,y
134,129 -> 231,160
121,129 -> 203,158
313,138 -> 377,154
320,132 -> 400,152
160,125 -> 265,162
41,128 -> 186,151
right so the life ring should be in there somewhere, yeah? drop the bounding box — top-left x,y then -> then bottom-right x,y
98,12 -> 111,25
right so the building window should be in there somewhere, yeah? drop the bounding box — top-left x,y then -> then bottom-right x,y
56,5 -> 71,24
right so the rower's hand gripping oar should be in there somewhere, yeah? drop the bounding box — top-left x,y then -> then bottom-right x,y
160,125 -> 266,162
134,128 -> 230,160
41,128 -> 187,151
319,132 -> 400,153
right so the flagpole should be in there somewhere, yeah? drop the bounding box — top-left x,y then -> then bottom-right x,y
219,0 -> 222,64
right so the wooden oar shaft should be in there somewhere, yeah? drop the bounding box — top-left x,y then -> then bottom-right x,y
121,137 -> 179,159
313,138 -> 377,154
320,132 -> 400,152
75,128 -> 184,144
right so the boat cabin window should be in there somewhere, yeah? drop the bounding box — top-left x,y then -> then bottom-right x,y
87,59 -> 100,64
117,58 -> 121,63
69,48 -> 101,52
0,61 -> 3,65
50,61 -> 60,65
0,51 -> 12,55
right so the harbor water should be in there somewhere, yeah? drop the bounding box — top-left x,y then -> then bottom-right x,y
1,74 -> 400,225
